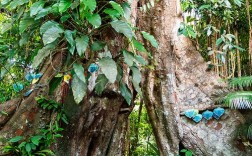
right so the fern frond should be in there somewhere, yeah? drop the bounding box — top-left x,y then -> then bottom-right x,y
223,91 -> 252,109
229,76 -> 252,88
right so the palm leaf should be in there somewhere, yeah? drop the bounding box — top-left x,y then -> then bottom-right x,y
229,76 -> 252,88
222,91 -> 252,109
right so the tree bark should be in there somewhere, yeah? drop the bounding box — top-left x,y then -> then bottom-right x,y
139,0 -> 249,155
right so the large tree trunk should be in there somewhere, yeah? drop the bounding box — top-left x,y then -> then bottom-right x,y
0,52 -> 131,156
139,0 -> 248,155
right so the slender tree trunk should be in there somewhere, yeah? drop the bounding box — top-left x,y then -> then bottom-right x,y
139,0 -> 248,155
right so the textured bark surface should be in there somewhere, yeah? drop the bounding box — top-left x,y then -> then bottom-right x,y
55,94 -> 130,156
139,0 -> 248,155
0,52 -> 64,154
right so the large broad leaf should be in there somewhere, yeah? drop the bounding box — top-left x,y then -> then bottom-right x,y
86,13 -> 101,28
30,1 -> 45,16
120,82 -> 132,105
43,26 -> 64,45
72,74 -> 87,104
73,63 -> 86,83
1,23 -> 12,34
123,50 -> 135,66
59,0 -> 71,13
75,35 -> 89,56
141,31 -> 158,48
64,30 -> 75,54
104,8 -> 120,19
35,7 -> 52,20
131,66 -> 142,95
32,41 -> 57,68
25,143 -> 31,153
95,74 -> 109,95
8,0 -> 29,10
111,20 -> 134,39
122,2 -> 131,20
98,57 -> 117,83
9,136 -> 23,143
234,0 -> 242,7
109,1 -> 124,16
216,38 -> 223,47
19,18 -> 35,33
31,136 -> 43,146
80,0 -> 96,12
40,21 -> 60,35
1,0 -> 11,5
91,41 -> 106,51
132,38 -> 147,53
134,55 -> 147,66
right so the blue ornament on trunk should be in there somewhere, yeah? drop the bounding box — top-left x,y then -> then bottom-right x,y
88,63 -> 99,73
202,110 -> 213,120
184,109 -> 198,118
193,114 -> 202,123
213,107 -> 225,120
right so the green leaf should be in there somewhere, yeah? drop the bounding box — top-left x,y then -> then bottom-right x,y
122,2 -> 131,20
98,57 -> 118,83
104,8 -> 120,19
187,26 -> 196,38
73,63 -> 86,83
199,4 -> 211,10
40,21 -> 61,35
75,35 -> 89,56
59,0 -> 71,13
35,7 -> 52,20
131,66 -> 142,95
64,30 -> 75,54
123,50 -> 135,66
95,74 -> 109,95
234,0 -> 242,7
43,26 -> 64,45
132,39 -> 147,53
30,1 -> 45,16
1,0 -> 11,5
141,31 -> 158,48
18,142 -> 26,148
25,143 -> 31,153
111,20 -> 134,39
91,41 -> 106,51
8,0 -> 29,10
31,136 -> 43,146
80,0 -> 96,12
120,82 -> 132,105
60,14 -> 71,23
134,55 -> 147,66
185,151 -> 193,156
9,136 -> 23,143
86,13 -> 101,28
32,41 -> 57,68
72,74 -> 87,104
109,1 -> 124,16
216,38 -> 223,47
19,18 -> 35,33
1,22 -> 12,34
